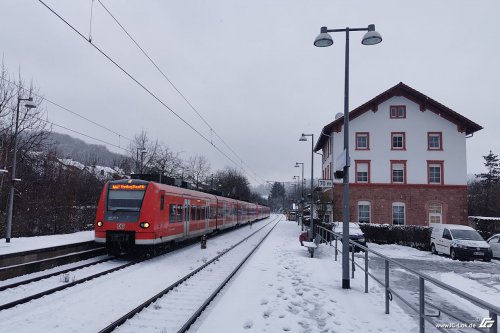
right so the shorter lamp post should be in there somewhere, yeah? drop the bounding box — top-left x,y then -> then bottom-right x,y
6,97 -> 37,243
293,176 -> 301,226
294,162 -> 304,201
136,147 -> 146,174
294,162 -> 305,229
140,150 -> 147,174
299,133 -> 315,240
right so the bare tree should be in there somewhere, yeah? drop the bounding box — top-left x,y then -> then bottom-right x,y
0,65 -> 50,210
128,130 -> 159,174
185,154 -> 211,189
150,144 -> 184,177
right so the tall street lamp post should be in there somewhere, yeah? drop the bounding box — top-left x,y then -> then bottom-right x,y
314,23 -> 382,289
299,133 -> 315,240
6,96 -> 37,243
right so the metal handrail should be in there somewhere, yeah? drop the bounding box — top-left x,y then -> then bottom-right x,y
315,225 -> 499,333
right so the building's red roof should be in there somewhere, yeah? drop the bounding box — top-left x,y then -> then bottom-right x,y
314,82 -> 483,151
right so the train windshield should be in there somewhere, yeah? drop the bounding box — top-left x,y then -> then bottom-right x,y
107,189 -> 145,212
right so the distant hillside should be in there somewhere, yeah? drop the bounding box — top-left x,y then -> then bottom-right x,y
46,132 -> 129,168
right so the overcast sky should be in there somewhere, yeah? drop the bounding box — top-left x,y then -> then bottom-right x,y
1,0 -> 499,187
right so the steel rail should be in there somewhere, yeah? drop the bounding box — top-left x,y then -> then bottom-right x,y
178,217 -> 281,332
0,256 -> 113,292
98,216 -> 280,333
0,259 -> 140,311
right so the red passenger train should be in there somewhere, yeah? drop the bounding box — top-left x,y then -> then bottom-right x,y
94,178 -> 270,253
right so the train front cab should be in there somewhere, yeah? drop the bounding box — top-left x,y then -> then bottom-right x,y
95,180 -> 152,254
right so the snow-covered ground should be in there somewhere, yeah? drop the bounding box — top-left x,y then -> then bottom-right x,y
0,231 -> 94,255
0,216 -> 498,332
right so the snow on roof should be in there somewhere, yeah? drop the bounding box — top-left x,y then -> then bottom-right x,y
58,158 -> 125,181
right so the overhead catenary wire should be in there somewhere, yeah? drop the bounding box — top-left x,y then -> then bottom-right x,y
95,0 -> 264,183
6,103 -> 128,152
36,0 -> 263,184
0,76 -> 133,145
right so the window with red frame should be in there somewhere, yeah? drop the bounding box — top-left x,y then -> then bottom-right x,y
355,132 -> 369,150
390,105 -> 406,118
427,161 -> 444,184
391,161 -> 406,184
355,161 -> 370,183
391,132 -> 406,150
428,132 -> 443,150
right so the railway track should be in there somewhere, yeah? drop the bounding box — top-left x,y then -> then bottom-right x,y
0,216 -> 279,332
0,257 -> 138,311
100,215 -> 281,333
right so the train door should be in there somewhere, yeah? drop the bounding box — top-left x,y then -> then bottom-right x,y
184,199 -> 190,237
222,202 -> 226,227
236,202 -> 240,225
205,203 -> 209,231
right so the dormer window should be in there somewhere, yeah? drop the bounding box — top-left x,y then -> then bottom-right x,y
390,105 -> 406,119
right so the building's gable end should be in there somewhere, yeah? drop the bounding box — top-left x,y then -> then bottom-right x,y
315,82 -> 482,151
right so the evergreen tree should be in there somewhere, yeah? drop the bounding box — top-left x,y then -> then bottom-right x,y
473,150 -> 500,216
475,150 -> 500,187
268,182 -> 285,212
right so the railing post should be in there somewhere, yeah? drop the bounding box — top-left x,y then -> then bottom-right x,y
335,237 -> 338,261
385,259 -> 390,314
364,249 -> 368,293
419,277 -> 425,333
489,311 -> 497,333
351,247 -> 355,278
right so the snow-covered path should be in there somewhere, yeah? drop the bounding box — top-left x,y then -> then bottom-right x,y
191,219 -> 417,333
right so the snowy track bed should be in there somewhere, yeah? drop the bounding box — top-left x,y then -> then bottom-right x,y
107,218 -> 280,333
0,257 -> 137,310
0,216 -> 277,332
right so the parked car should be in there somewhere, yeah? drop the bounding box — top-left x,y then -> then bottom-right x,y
430,224 -> 492,261
486,234 -> 500,259
332,222 -> 367,252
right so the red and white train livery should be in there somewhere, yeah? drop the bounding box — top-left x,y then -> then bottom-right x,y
95,179 -> 270,252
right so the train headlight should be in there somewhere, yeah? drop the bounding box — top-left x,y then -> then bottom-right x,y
97,221 -> 103,227
140,222 -> 150,229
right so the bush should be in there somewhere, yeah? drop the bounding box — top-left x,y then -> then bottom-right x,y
469,217 -> 500,240
358,223 -> 432,250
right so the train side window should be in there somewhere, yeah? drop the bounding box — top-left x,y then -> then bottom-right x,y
201,207 -> 206,220
177,205 -> 183,222
197,207 -> 201,220
169,204 -> 176,223
160,195 -> 165,210
191,206 -> 196,220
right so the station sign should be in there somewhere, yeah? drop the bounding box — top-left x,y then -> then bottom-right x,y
318,179 -> 333,188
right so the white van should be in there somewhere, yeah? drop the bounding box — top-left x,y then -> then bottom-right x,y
430,224 -> 492,261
